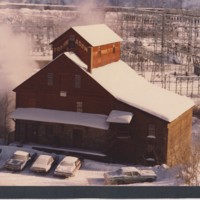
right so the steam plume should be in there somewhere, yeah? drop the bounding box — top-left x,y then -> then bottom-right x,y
0,24 -> 38,93
69,0 -> 109,26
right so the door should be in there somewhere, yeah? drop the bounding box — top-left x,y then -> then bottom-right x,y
73,129 -> 82,148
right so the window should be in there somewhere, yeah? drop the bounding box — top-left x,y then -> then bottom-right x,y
46,125 -> 54,142
73,129 -> 83,147
48,157 -> 53,165
146,124 -> 156,164
124,172 -> 132,176
47,73 -> 54,86
119,124 -> 129,134
98,47 -> 101,57
75,74 -> 81,89
116,124 -> 130,138
148,124 -> 156,138
132,172 -> 140,176
69,35 -> 75,49
113,44 -> 116,53
60,91 -> 67,97
76,101 -> 83,112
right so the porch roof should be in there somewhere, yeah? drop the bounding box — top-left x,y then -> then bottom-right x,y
10,108 -> 109,130
107,110 -> 133,124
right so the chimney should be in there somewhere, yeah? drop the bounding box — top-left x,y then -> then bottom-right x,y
88,47 -> 93,73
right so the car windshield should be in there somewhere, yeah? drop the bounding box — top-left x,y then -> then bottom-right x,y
12,154 -> 27,161
115,169 -> 122,174
61,161 -> 74,166
37,156 -> 51,165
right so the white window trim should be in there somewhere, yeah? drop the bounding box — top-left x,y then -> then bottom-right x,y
76,101 -> 83,112
60,91 -> 67,97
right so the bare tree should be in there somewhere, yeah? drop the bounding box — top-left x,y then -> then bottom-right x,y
0,92 -> 15,144
170,117 -> 200,186
179,141 -> 200,186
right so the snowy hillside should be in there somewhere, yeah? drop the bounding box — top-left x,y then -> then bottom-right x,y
0,0 -> 192,9
182,0 -> 200,9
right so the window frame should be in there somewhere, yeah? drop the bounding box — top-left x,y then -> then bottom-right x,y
76,101 -> 83,112
148,124 -> 156,138
98,46 -> 101,57
60,91 -> 67,97
69,35 -> 75,49
47,72 -> 54,86
113,44 -> 116,54
75,74 -> 81,89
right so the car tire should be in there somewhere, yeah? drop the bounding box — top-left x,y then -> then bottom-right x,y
147,178 -> 154,182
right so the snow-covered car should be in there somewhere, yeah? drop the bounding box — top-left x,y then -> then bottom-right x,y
4,150 -> 36,171
104,166 -> 157,185
54,156 -> 81,177
30,154 -> 58,173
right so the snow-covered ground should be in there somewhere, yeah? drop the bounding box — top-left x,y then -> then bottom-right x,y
0,144 -> 184,186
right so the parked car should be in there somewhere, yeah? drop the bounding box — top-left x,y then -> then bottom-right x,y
104,166 -> 157,185
54,156 -> 81,177
30,154 -> 58,173
4,150 -> 36,171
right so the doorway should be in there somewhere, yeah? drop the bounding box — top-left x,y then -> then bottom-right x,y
72,129 -> 83,148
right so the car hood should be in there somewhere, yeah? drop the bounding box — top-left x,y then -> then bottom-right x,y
55,166 -> 74,173
32,163 -> 48,169
6,159 -> 23,166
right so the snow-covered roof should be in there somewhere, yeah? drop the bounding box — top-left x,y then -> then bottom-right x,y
14,150 -> 29,157
64,52 -> 194,122
62,156 -> 78,164
72,24 -> 123,46
107,110 -> 133,124
121,167 -> 139,173
11,108 -> 109,130
37,155 -> 52,162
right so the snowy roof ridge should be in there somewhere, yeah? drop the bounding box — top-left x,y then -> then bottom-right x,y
64,52 -> 194,122
72,24 -> 123,46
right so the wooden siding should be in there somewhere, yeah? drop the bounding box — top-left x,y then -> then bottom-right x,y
52,28 -> 90,62
110,100 -> 169,165
51,28 -> 120,71
14,54 -> 115,114
166,107 -> 193,166
15,120 -> 108,151
92,42 -> 120,69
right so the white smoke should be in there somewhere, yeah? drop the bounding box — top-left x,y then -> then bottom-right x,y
69,0 -> 109,26
0,24 -> 38,93
0,24 -> 39,136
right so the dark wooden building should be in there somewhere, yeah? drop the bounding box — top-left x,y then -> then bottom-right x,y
11,24 -> 194,166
